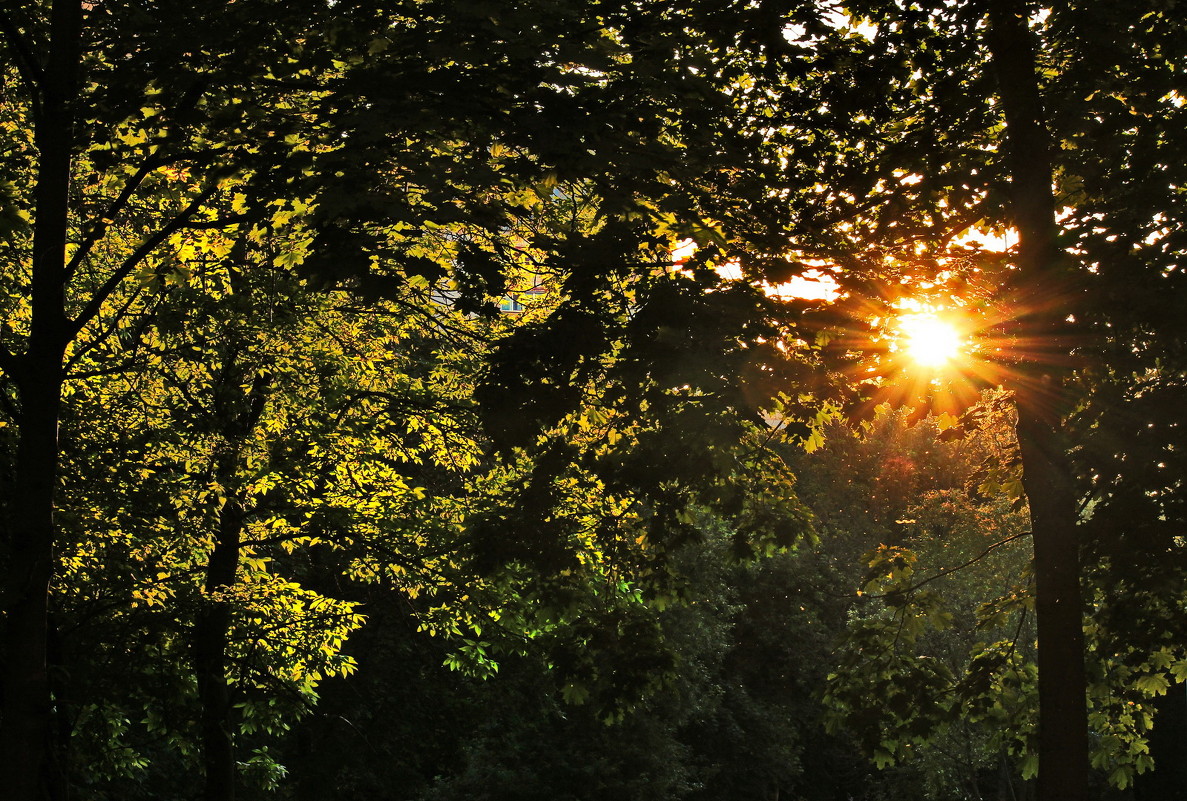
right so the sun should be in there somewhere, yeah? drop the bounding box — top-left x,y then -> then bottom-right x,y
897,313 -> 964,369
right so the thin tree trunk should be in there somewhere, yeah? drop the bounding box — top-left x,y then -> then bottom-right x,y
0,2 -> 81,799
194,492 -> 244,801
982,3 -> 1090,801
193,366 -> 271,801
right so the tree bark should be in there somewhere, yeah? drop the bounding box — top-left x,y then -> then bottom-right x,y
194,489 -> 244,801
193,367 -> 271,801
2,368 -> 64,801
0,2 -> 81,799
982,3 -> 1090,801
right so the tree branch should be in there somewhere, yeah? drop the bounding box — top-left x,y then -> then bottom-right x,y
179,214 -> 251,230
871,531 -> 1032,600
0,9 -> 45,112
63,281 -> 151,374
64,158 -> 161,284
65,146 -> 234,286
67,183 -> 219,339
0,380 -> 18,420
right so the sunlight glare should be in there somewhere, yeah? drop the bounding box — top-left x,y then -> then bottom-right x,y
898,314 -> 963,369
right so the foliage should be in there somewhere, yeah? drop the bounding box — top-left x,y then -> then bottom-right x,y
4,0 -> 1186,798
735,1 -> 1187,794
800,407 -> 1034,800
0,0 -> 847,795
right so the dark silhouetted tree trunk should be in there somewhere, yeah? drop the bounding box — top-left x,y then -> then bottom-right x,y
193,366 -> 271,801
0,2 -> 81,799
194,492 -> 243,801
983,3 -> 1090,800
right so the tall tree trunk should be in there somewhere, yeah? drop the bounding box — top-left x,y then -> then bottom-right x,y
983,3 -> 1090,801
1,2 -> 81,799
2,367 -> 65,801
194,491 -> 244,801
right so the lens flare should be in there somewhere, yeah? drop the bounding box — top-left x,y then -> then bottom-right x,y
898,314 -> 964,369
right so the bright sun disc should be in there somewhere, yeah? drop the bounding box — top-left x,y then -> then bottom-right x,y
898,314 -> 963,368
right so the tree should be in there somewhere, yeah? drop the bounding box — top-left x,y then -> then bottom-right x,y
982,3 -> 1089,795
756,1 -> 1187,797
0,0 -> 359,793
2,3 -> 845,796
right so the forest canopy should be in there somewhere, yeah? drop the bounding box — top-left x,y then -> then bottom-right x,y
2,1 -> 1186,800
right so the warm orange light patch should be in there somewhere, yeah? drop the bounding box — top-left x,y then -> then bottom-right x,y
770,270 -> 840,301
898,313 -> 964,369
671,239 -> 840,301
671,238 -> 698,264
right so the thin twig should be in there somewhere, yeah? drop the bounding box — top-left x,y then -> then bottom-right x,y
870,531 -> 1032,600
